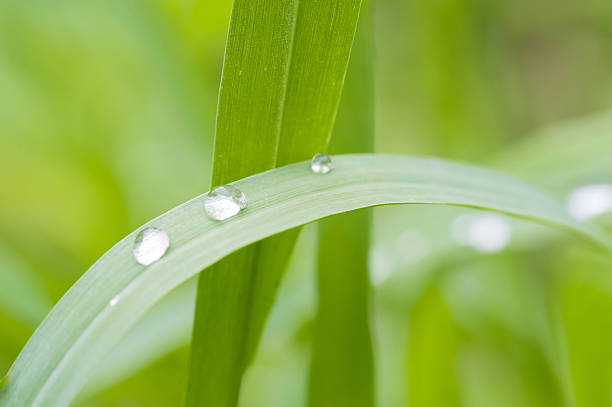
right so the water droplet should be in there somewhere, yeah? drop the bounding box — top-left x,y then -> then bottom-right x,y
109,295 -> 120,307
204,185 -> 248,221
451,213 -> 511,253
133,227 -> 170,265
310,153 -> 333,174
567,184 -> 612,220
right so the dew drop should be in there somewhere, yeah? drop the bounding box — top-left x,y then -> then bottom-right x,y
204,185 -> 248,221
310,153 -> 333,174
109,294 -> 120,307
133,227 -> 170,266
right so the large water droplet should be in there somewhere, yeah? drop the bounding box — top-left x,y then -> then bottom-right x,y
204,185 -> 248,221
109,294 -> 120,307
133,227 -> 170,265
310,153 -> 333,174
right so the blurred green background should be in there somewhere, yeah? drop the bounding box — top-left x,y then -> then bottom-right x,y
2,0 -> 612,405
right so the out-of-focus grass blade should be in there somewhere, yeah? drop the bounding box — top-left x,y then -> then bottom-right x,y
372,111 -> 612,303
491,110 -> 612,192
1,154 -> 609,406
434,255 -> 569,406
557,251 -> 612,407
308,6 -> 374,407
376,0 -> 508,158
407,285 -> 464,406
0,242 -> 51,328
187,0 -> 363,405
373,112 -> 612,407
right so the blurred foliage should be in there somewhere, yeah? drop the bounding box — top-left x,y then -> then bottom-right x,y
1,0 -> 612,405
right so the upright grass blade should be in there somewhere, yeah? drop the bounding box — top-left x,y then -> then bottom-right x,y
187,1 -> 363,405
2,154 -> 609,406
407,285 -> 464,406
308,7 -> 375,407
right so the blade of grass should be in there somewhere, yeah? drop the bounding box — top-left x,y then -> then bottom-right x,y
2,154 -> 610,406
77,279 -> 196,400
558,252 -> 612,406
0,241 -> 51,328
43,109 -> 612,399
407,284 -> 464,406
491,110 -> 612,180
187,0 -> 363,405
308,6 -> 374,407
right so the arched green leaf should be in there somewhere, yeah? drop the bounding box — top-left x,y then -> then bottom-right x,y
1,154 -> 609,406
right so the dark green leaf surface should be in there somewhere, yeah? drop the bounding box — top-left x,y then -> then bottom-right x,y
1,153 -> 609,406
186,0 -> 363,405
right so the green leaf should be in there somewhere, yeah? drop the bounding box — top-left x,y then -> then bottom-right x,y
2,153 -> 609,406
0,241 -> 51,328
77,279 -> 196,400
35,110 -> 612,401
490,110 -> 612,195
558,252 -> 612,407
407,285 -> 465,406
308,6 -> 374,407
187,0 -> 363,405
310,211 -> 374,407
37,110 -> 612,401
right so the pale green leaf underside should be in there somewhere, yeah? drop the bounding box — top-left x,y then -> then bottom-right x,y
1,154 -> 609,406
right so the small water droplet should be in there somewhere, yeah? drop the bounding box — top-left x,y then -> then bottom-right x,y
310,153 -> 333,174
238,69 -> 243,76
133,228 -> 170,266
109,294 -> 120,307
204,185 -> 248,221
